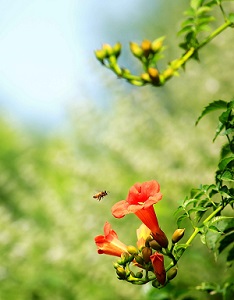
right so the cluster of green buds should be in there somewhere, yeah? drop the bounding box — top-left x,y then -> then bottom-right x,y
94,37 -> 176,87
112,228 -> 185,288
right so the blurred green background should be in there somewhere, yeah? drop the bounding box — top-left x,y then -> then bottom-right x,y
0,1 -> 234,299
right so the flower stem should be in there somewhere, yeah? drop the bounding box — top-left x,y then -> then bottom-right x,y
185,205 -> 224,247
197,20 -> 232,51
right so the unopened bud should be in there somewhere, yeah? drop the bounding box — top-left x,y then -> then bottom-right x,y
172,229 -> 185,244
112,42 -> 122,58
141,39 -> 152,57
149,239 -> 162,251
142,247 -> 152,263
129,80 -> 145,86
127,245 -> 138,255
113,262 -> 119,269
102,43 -> 113,56
121,252 -> 130,264
116,266 -> 126,279
167,267 -> 178,280
129,42 -> 143,58
135,271 -> 143,278
141,73 -> 151,83
152,229 -> 169,249
152,279 -> 160,288
151,36 -> 165,53
145,235 -> 153,248
94,49 -> 106,62
148,68 -> 160,85
134,255 -> 144,265
121,68 -> 131,76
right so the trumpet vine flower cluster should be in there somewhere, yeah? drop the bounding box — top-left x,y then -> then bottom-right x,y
94,180 -> 185,288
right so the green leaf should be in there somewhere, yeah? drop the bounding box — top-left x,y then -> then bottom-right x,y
218,156 -> 234,170
208,216 -> 234,232
178,25 -> 194,36
176,214 -> 189,227
219,108 -> 232,123
218,232 -> 234,254
195,100 -> 227,125
228,13 -> 234,23
197,6 -> 212,15
227,246 -> 234,262
205,230 -> 222,251
191,0 -> 203,10
220,170 -> 234,182
174,243 -> 188,258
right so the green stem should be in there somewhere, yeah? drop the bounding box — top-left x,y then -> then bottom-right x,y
185,205 -> 223,247
197,20 -> 232,50
163,20 -> 232,81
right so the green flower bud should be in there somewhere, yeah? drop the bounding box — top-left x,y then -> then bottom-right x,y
135,271 -> 143,278
172,229 -> 185,244
129,42 -> 143,58
167,267 -> 178,280
142,247 -> 152,263
151,36 -> 165,53
134,255 -> 144,265
121,252 -> 130,264
141,73 -> 151,83
116,266 -> 126,279
129,79 -> 145,86
112,42 -> 122,58
102,43 -> 113,57
94,49 -> 106,62
113,262 -> 119,269
152,279 -> 160,288
127,245 -> 138,255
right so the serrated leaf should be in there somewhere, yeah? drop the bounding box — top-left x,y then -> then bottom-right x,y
195,100 -> 227,125
205,230 -> 222,250
176,214 -> 189,227
218,156 -> 234,170
218,232 -> 234,254
183,198 -> 199,207
220,170 -> 234,182
178,25 -> 194,36
208,216 -> 234,232
188,206 -> 208,214
213,122 -> 225,141
219,109 -> 232,123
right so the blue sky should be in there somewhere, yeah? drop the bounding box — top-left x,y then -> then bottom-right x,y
0,0 -> 144,130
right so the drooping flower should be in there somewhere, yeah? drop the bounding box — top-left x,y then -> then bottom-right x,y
136,223 -> 151,249
150,252 -> 166,285
112,180 -> 168,248
94,222 -> 128,257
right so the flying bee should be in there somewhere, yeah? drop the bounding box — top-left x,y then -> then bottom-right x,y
93,190 -> 108,201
